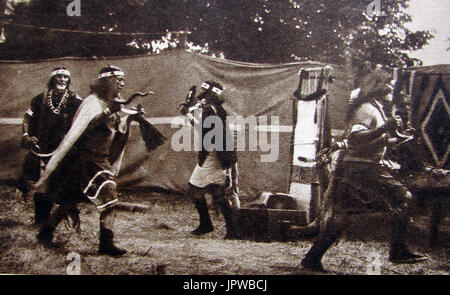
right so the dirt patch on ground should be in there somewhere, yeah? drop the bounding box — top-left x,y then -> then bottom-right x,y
0,185 -> 448,275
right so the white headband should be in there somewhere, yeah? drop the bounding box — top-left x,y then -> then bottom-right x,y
201,82 -> 223,95
50,69 -> 70,78
99,71 -> 125,79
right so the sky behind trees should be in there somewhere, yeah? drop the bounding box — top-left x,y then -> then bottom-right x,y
0,0 -> 447,67
404,0 -> 449,66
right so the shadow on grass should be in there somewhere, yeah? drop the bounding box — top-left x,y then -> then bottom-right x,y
342,213 -> 449,249
0,178 -> 19,189
0,218 -> 26,229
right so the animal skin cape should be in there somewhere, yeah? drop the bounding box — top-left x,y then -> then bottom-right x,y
34,94 -> 132,190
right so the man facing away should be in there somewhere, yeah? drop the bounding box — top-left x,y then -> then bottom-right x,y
300,68 -> 427,273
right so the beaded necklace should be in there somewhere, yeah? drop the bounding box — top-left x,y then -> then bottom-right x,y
46,89 -> 69,115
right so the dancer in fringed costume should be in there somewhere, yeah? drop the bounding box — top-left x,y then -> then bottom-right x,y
300,67 -> 427,273
31,66 -> 165,256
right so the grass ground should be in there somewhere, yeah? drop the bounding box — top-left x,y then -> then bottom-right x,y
0,184 -> 448,275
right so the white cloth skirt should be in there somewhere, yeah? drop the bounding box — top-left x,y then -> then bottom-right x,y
189,152 -> 227,188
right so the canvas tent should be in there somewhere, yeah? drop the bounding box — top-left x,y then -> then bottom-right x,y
0,50 -> 351,201
0,50 -> 448,218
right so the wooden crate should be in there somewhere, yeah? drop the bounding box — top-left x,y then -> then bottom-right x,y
234,208 -> 307,241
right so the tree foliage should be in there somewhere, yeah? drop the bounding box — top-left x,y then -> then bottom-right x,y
0,0 -> 433,67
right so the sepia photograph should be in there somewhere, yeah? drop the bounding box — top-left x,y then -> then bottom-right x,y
0,0 -> 448,282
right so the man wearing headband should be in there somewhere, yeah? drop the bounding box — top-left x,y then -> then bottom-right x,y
18,66 -> 83,226
32,65 -> 144,256
181,81 -> 240,239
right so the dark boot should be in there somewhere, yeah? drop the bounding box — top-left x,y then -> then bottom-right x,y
98,208 -> 127,256
99,228 -> 127,256
37,224 -> 57,248
389,214 -> 427,264
217,201 -> 238,239
300,221 -> 343,273
191,197 -> 214,235
34,193 -> 53,225
37,205 -> 66,249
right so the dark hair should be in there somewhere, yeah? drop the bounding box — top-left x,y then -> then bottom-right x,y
204,81 -> 223,91
345,68 -> 391,122
90,77 -> 114,98
197,81 -> 225,105
99,65 -> 123,76
47,67 -> 71,89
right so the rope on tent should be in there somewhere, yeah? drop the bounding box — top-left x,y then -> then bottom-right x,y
0,20 -> 190,37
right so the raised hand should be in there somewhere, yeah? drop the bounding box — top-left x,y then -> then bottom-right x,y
22,135 -> 39,150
